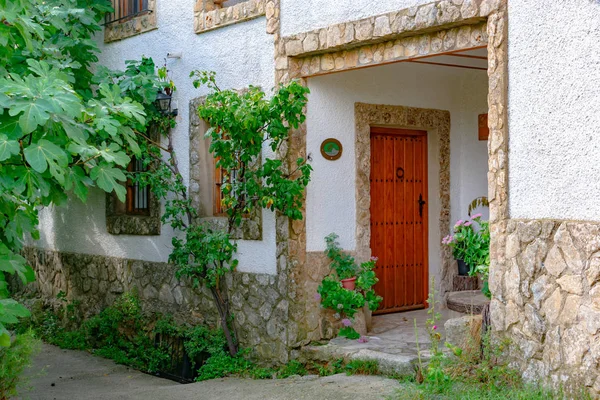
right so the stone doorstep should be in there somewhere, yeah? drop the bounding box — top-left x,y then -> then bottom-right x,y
301,342 -> 419,377
446,290 -> 490,314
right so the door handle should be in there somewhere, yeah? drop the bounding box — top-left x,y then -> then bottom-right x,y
418,194 -> 426,217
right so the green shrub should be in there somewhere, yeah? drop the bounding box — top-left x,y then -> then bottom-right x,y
345,359 -> 379,375
196,351 -> 253,381
277,360 -> 307,378
0,331 -> 40,400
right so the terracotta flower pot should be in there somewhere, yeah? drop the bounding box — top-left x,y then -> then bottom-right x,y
341,277 -> 357,290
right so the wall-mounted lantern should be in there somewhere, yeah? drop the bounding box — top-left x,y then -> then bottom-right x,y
155,91 -> 178,116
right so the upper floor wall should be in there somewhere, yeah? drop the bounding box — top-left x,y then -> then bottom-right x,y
507,0 -> 600,221
280,0 -> 433,37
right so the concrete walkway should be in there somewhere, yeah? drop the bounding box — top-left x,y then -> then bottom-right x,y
20,344 -> 401,400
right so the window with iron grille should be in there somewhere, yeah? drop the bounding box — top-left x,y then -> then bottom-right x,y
105,0 -> 150,25
126,157 -> 150,216
214,159 -> 226,216
213,158 -> 245,216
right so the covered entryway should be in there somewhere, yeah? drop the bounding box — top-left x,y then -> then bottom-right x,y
370,127 -> 428,314
305,46 -> 489,309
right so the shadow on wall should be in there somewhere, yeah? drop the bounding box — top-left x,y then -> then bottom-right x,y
36,188 -> 170,262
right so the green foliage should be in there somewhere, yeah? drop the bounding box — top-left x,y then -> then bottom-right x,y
318,276 -> 365,319
142,71 -> 312,356
404,282 -> 566,400
171,224 -> 238,289
0,0 -> 166,346
318,233 -> 382,340
421,280 -> 449,388
17,292 -> 260,381
0,331 -> 40,399
191,70 -> 311,222
338,326 -> 361,340
443,215 -> 490,274
442,215 -> 490,297
316,358 -> 345,376
344,359 -> 379,375
398,330 -> 568,400
467,196 -> 489,217
324,233 -> 358,279
250,367 -> 278,380
277,360 -> 308,378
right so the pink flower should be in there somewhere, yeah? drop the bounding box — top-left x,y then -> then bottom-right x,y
357,336 -> 369,343
342,318 -> 352,327
314,293 -> 321,301
472,213 -> 483,219
442,235 -> 454,245
464,221 -> 472,227
370,256 -> 379,262
455,220 -> 464,227
433,325 -> 437,330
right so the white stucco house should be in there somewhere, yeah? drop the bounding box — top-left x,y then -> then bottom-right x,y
26,0 -> 600,394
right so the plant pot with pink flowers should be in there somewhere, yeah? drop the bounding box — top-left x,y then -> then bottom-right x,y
316,233 -> 382,340
442,214 -> 491,298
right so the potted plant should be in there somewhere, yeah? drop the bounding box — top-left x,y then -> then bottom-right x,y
442,214 -> 490,277
317,233 -> 382,339
324,233 -> 359,289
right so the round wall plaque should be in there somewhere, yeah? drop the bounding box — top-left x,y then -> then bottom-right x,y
320,138 -> 343,161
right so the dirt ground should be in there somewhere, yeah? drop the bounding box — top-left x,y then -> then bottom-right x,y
19,344 -> 401,400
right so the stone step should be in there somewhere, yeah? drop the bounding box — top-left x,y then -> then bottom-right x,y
446,290 -> 490,314
301,341 -> 420,377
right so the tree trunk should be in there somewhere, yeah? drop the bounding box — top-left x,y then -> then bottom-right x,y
209,286 -> 238,356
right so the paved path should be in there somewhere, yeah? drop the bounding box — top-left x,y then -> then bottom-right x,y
20,344 -> 401,400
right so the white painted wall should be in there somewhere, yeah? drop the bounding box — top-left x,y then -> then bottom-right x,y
35,0 -> 278,275
508,0 -> 600,221
305,62 -> 488,285
280,0 -> 433,37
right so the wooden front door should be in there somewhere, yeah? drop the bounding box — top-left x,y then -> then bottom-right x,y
370,127 -> 428,314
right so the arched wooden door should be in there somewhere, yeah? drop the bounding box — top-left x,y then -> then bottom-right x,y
370,127 -> 429,314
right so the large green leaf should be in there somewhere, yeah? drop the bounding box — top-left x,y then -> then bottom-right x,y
0,134 -> 19,161
0,114 -> 23,139
23,139 -> 68,174
99,142 -> 130,167
64,165 -> 93,202
90,163 -> 127,201
9,98 -> 55,134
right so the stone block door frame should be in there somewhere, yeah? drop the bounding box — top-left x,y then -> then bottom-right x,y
354,103 -> 452,296
271,0 -> 509,348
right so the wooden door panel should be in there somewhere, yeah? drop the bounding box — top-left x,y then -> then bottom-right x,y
370,127 -> 428,314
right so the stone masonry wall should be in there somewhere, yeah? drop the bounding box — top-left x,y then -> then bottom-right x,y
20,247 -> 292,364
489,220 -> 600,396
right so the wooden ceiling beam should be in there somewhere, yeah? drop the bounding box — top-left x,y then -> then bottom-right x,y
407,60 -> 487,71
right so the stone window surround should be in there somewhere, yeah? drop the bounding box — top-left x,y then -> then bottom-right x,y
104,0 -> 158,43
353,103 -> 452,295
194,0 -> 266,34
106,189 -> 161,235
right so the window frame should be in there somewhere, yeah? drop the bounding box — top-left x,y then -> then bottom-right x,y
106,128 -> 160,236
105,0 -> 151,26
104,0 -> 157,43
126,157 -> 151,216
